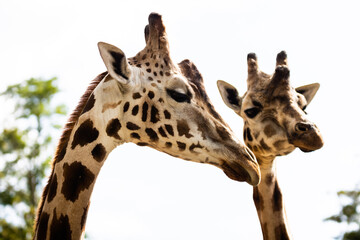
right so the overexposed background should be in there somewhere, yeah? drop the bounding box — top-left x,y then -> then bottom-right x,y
1,0 -> 359,239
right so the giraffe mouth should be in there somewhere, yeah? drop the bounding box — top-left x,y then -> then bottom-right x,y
289,127 -> 324,153
221,161 -> 254,185
291,135 -> 324,152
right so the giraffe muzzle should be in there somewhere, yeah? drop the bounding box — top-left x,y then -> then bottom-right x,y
221,147 -> 260,186
291,123 -> 324,152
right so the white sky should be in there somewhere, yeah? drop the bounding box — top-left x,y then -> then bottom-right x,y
1,0 -> 360,239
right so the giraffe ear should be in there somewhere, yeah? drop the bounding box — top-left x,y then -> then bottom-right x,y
217,80 -> 242,111
98,42 -> 131,84
295,83 -> 320,105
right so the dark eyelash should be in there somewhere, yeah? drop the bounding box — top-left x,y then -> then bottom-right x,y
302,105 -> 308,114
166,89 -> 191,103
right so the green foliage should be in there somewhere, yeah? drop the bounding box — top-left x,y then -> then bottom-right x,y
0,77 -> 66,240
326,188 -> 360,240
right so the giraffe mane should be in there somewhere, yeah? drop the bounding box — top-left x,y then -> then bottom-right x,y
33,71 -> 107,235
53,71 -> 108,163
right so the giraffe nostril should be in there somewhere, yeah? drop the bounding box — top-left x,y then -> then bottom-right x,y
295,122 -> 312,132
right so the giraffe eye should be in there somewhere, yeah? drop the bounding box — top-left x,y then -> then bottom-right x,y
244,107 -> 260,118
166,89 -> 191,103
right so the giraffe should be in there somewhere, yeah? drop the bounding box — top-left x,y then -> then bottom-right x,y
217,51 -> 323,239
33,13 -> 261,240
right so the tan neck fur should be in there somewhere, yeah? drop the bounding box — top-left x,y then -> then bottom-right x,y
34,76 -> 121,240
253,160 -> 291,240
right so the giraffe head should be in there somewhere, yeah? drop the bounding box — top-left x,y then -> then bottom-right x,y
217,51 -> 323,165
95,13 -> 260,185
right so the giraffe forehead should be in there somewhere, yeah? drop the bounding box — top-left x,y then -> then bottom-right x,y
129,57 -> 225,126
243,85 -> 298,108
129,49 -> 175,72
248,69 -> 293,93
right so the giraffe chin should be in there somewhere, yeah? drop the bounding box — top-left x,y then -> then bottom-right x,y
221,162 -> 252,185
299,147 -> 314,153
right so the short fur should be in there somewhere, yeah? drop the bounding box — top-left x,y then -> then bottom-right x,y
33,72 -> 107,235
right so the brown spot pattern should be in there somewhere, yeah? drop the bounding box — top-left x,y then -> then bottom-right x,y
102,100 -> 122,113
123,102 -> 130,112
81,203 -> 90,231
133,92 -> 141,99
61,162 -> 95,202
265,173 -> 274,186
177,141 -> 186,151
189,143 -> 203,153
137,142 -> 148,146
148,91 -> 155,99
81,94 -> 95,115
246,128 -> 253,141
106,118 -> 121,140
55,141 -> 67,163
274,140 -> 286,150
260,139 -> 271,151
132,105 -> 139,116
264,124 -> 276,137
50,209 -> 72,240
71,119 -> 99,149
164,110 -> 171,119
91,144 -> 106,162
165,124 -> 174,136
145,128 -> 159,142
142,102 -> 148,122
126,122 -> 140,130
47,174 -> 58,203
261,223 -> 269,240
131,132 -> 141,139
177,119 -> 193,138
37,212 -> 50,240
150,106 -> 160,123
158,126 -> 167,137
34,72 -> 107,235
216,125 -> 231,141
272,180 -> 283,212
275,223 -> 290,240
253,187 -> 264,211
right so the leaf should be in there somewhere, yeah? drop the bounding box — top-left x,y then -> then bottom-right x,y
0,76 -> 67,239
325,215 -> 343,223
55,104 -> 67,115
0,129 -> 26,153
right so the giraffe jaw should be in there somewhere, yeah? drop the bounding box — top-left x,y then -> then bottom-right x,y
299,147 -> 315,153
222,162 -> 251,182
221,159 -> 260,186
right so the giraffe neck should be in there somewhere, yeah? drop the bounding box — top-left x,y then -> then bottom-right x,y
34,74 -> 125,240
36,135 -> 116,239
253,160 -> 291,240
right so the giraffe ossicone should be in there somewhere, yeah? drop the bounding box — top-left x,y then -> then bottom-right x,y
217,51 -> 323,239
33,13 -> 260,240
